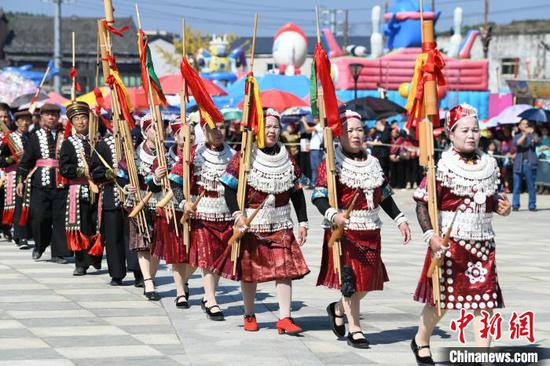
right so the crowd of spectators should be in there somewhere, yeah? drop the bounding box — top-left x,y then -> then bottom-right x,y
236,113 -> 550,208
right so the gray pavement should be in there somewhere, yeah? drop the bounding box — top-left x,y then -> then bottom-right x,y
0,190 -> 549,365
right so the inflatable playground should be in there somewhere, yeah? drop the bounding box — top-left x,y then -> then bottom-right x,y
190,0 -> 492,121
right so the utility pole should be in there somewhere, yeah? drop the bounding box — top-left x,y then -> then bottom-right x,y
343,10 -> 349,49
479,0 -> 492,59
53,0 -> 62,93
319,7 -> 346,36
484,0 -> 489,25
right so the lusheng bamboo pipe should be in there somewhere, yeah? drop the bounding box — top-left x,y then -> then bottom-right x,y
128,191 -> 154,218
316,5 -> 342,284
427,210 -> 458,278
422,20 -> 438,117
29,65 -> 51,115
135,5 -> 179,236
231,13 -> 259,275
179,191 -> 205,224
156,190 -> 174,209
180,18 -> 192,250
0,121 -> 23,159
418,10 -> 444,315
79,150 -> 99,194
99,0 -> 150,240
228,196 -> 268,247
328,191 -> 359,248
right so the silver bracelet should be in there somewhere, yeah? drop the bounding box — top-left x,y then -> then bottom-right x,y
178,200 -> 187,210
324,207 -> 338,223
393,212 -> 408,226
299,221 -> 309,229
232,211 -> 243,221
152,175 -> 161,186
423,229 -> 435,246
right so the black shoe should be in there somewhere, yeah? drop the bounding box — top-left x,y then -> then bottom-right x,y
91,257 -> 102,270
73,267 -> 87,276
32,249 -> 43,260
18,240 -> 30,250
134,271 -> 144,288
201,299 -> 224,321
110,278 -> 124,286
326,302 -> 346,338
512,207 -> 519,212
184,282 -> 189,301
347,331 -> 370,349
529,208 -> 537,212
410,337 -> 434,366
4,231 -> 13,242
175,295 -> 190,309
143,278 -> 161,301
52,256 -> 68,264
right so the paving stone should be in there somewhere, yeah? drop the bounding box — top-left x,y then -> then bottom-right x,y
55,345 -> 162,359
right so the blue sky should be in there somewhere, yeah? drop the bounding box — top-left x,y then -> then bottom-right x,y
2,0 -> 550,37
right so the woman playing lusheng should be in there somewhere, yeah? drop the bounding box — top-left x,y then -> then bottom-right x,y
312,110 -> 411,349
411,104 -> 511,365
216,108 -> 309,335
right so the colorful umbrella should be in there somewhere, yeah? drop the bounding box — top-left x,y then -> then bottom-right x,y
47,91 -> 69,105
159,74 -> 228,96
518,108 -> 550,123
10,91 -> 49,109
282,106 -> 311,116
345,96 -> 407,120
221,107 -> 242,121
237,89 -> 308,113
488,104 -> 531,125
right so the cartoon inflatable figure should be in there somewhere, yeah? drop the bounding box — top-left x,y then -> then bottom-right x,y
272,23 -> 308,75
384,0 -> 439,49
196,34 -> 246,84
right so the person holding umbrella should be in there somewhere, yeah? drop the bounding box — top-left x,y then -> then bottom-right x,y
512,119 -> 540,211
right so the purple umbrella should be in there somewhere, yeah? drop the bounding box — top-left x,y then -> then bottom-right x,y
489,104 -> 531,126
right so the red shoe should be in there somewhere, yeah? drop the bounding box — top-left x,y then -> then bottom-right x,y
243,314 -> 259,332
276,317 -> 302,335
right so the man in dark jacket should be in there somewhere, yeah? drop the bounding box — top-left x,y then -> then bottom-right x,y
16,103 -> 70,262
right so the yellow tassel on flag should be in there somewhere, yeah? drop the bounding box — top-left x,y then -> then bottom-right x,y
111,68 -> 133,111
248,75 -> 265,149
406,53 -> 428,121
198,105 -> 216,130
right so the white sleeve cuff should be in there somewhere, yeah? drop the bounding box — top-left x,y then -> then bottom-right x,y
423,229 -> 435,246
393,212 -> 408,226
178,200 -> 187,210
324,207 -> 338,223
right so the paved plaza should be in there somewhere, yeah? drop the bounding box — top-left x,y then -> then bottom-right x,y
0,190 -> 549,365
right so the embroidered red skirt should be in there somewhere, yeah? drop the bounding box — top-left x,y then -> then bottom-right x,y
188,219 -> 233,270
317,228 -> 389,293
128,210 -> 153,252
414,237 -> 504,311
213,228 -> 310,283
151,211 -> 187,264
